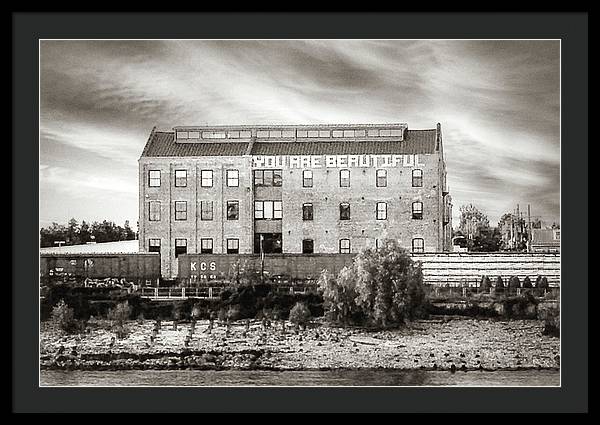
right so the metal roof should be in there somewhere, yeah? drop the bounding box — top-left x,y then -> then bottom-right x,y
140,128 -> 438,158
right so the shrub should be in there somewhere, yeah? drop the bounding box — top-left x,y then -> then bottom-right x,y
480,275 -> 492,291
536,276 -> 549,289
51,299 -> 78,333
107,301 -> 132,339
508,276 -> 521,289
319,239 -> 426,327
522,276 -> 533,289
494,276 -> 505,294
288,302 -> 311,328
191,303 -> 202,320
227,304 -> 240,322
538,294 -> 560,337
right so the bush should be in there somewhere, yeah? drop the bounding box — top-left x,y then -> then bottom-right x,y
508,276 -> 521,289
494,276 -> 505,294
51,300 -> 78,333
538,295 -> 560,337
522,276 -> 533,289
480,275 -> 492,291
536,276 -> 549,289
107,301 -> 132,339
318,239 -> 426,328
289,302 -> 311,327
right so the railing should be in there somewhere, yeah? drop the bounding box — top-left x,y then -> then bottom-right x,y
137,285 -> 315,300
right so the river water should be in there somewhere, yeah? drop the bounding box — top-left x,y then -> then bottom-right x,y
40,369 -> 559,387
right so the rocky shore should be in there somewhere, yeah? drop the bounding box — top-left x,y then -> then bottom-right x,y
40,317 -> 560,371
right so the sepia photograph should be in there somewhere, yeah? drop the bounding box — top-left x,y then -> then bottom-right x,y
37,38 -> 562,388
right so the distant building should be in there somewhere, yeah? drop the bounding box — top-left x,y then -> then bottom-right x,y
531,228 -> 560,253
138,123 -> 453,278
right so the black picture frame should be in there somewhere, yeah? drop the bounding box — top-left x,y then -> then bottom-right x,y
13,12 -> 588,413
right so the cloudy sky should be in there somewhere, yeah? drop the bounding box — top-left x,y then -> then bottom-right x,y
40,40 -> 560,229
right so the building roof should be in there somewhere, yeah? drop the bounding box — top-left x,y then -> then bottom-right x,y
531,229 -> 561,246
140,128 -> 438,158
40,240 -> 139,254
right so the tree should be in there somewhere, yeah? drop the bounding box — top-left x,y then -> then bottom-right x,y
458,204 -> 490,247
471,227 -> 502,252
319,240 -> 426,328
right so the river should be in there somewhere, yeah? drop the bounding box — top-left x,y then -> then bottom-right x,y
40,369 -> 559,387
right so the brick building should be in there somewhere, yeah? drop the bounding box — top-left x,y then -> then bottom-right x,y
139,123 -> 453,278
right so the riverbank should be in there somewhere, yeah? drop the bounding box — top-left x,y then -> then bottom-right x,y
40,317 -> 560,372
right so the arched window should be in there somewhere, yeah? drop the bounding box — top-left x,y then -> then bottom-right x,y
412,238 -> 425,253
412,202 -> 423,219
412,169 -> 423,187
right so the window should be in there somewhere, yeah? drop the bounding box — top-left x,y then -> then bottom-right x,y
175,238 -> 187,257
227,201 -> 239,220
412,238 -> 425,253
340,203 -> 350,220
174,170 -> 187,187
254,201 -> 264,219
273,169 -> 282,187
226,238 -> 239,254
412,169 -> 423,187
200,201 -> 213,221
302,239 -> 314,254
302,170 -> 313,187
254,201 -> 282,220
148,170 -> 161,187
149,201 -> 161,221
254,170 -> 264,186
376,202 -> 387,220
273,201 -> 283,219
339,239 -> 351,254
174,201 -> 187,221
226,170 -> 239,187
340,169 -> 350,187
253,169 -> 282,187
412,202 -> 423,220
302,203 -> 313,221
200,238 -> 213,254
149,238 -> 160,253
376,169 -> 387,187
201,170 -> 213,187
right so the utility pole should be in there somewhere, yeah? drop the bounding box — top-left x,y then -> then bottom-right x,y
516,204 -> 520,248
527,204 -> 532,253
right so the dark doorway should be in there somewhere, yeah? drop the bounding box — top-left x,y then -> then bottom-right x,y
302,239 -> 314,254
254,233 -> 282,254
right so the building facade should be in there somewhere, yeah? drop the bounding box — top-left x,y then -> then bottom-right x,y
139,123 -> 452,278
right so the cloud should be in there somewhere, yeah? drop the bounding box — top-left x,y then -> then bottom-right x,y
39,40 -> 560,227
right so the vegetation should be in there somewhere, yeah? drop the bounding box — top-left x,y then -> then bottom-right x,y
536,276 -> 549,289
50,299 -> 78,333
40,218 -> 137,247
480,275 -> 492,291
508,276 -> 521,290
288,302 -> 312,329
317,239 -> 426,328
494,276 -> 505,294
539,295 -> 560,337
522,276 -> 533,289
108,301 -> 132,339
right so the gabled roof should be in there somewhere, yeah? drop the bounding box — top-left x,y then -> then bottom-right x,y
140,128 -> 438,158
